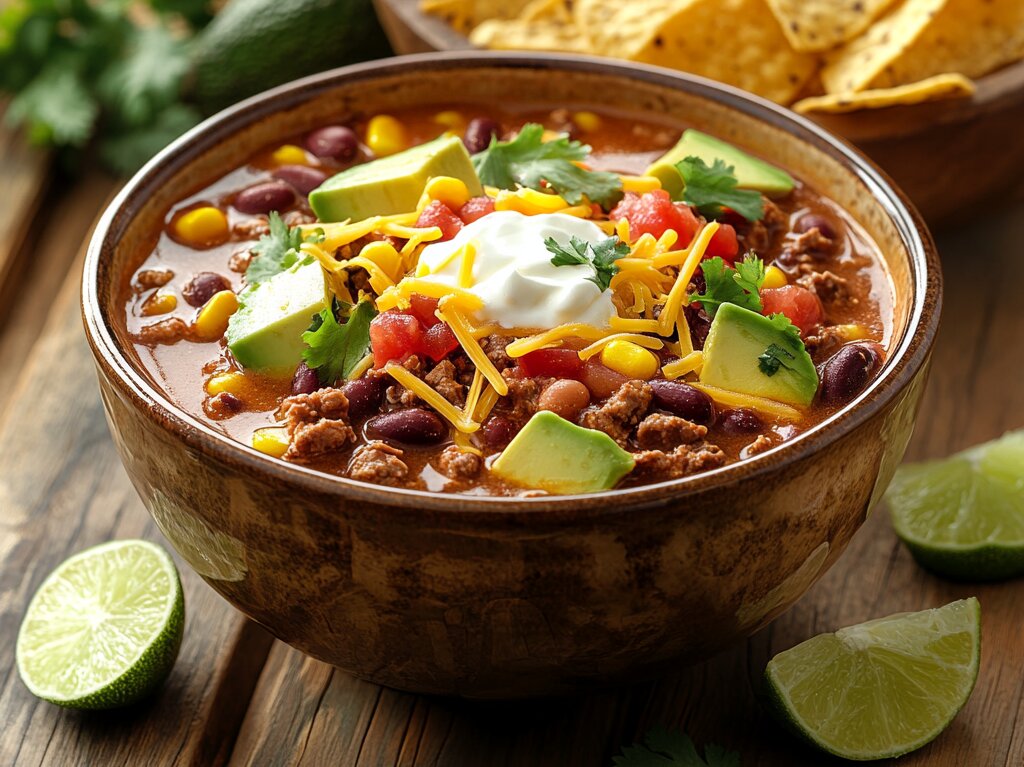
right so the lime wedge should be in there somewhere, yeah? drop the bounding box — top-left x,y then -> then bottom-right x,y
765,598 -> 981,761
16,540 -> 185,709
887,430 -> 1024,580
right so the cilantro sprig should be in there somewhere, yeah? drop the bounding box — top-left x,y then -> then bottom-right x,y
676,156 -> 764,222
246,212 -> 323,286
301,299 -> 377,385
688,254 -> 766,317
473,123 -> 624,209
545,235 -> 629,292
614,725 -> 740,767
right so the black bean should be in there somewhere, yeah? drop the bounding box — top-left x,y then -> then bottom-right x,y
479,415 -> 517,450
719,408 -> 763,435
649,380 -> 715,425
368,408 -> 446,445
182,271 -> 231,307
795,212 -> 837,240
342,376 -> 386,421
233,181 -> 296,215
305,125 -> 358,161
291,362 -> 320,395
273,164 -> 327,195
463,117 -> 501,154
819,342 -> 884,406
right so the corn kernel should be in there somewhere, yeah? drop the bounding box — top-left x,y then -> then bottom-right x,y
365,115 -> 407,157
836,324 -> 870,342
572,111 -> 602,133
433,110 -> 465,130
174,206 -> 229,247
620,175 -> 662,194
141,290 -> 177,316
426,176 -> 471,209
763,265 -> 788,289
601,339 -> 659,380
195,290 -> 239,340
252,427 -> 289,458
271,144 -> 308,166
205,371 -> 247,396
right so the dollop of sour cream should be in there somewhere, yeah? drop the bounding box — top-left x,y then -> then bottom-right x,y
416,211 -> 617,330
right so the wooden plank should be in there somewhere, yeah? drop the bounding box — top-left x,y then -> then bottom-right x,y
228,203 -> 1024,766
0,231 -> 274,766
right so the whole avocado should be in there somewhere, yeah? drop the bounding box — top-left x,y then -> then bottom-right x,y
190,0 -> 392,113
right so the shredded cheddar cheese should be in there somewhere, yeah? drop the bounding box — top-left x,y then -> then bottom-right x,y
658,221 -> 719,336
505,323 -> 612,357
662,351 -> 703,380
348,353 -> 374,381
385,362 -> 480,433
436,299 -> 509,396
457,241 -> 477,288
691,383 -> 803,422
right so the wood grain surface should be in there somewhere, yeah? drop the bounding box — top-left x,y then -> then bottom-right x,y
0,139 -> 1021,765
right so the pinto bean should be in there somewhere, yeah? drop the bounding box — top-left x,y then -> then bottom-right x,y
819,342 -> 884,406
538,379 -> 590,422
233,181 -> 296,215
342,376 -> 386,420
648,380 -> 715,425
368,408 -> 446,445
581,357 -> 629,399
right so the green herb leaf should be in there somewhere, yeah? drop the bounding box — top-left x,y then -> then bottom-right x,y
758,343 -> 794,376
545,235 -> 629,292
688,253 -> 766,317
99,103 -> 201,175
246,212 -> 306,285
473,123 -> 623,208
6,62 -> 99,146
613,725 -> 740,767
301,299 -> 377,385
676,156 -> 764,222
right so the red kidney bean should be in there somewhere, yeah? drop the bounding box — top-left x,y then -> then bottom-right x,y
538,379 -> 591,422
341,376 -> 386,420
291,362 -> 320,395
233,181 -> 295,215
182,271 -> 231,307
273,164 -> 327,195
819,342 -> 884,406
795,212 -> 837,240
719,408 -> 763,435
305,125 -> 358,161
368,408 -> 446,445
649,380 -> 715,425
463,117 -> 501,154
480,415 -> 517,450
581,357 -> 629,399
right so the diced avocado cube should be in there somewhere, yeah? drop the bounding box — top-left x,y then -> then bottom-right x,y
491,411 -> 635,494
646,129 -> 795,199
226,259 -> 328,376
309,134 -> 483,222
699,303 -> 818,407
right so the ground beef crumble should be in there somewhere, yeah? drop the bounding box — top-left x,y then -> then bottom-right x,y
348,440 -> 408,484
386,355 -> 426,407
737,198 -> 785,254
437,445 -> 482,480
636,413 -> 706,451
278,387 -> 355,461
481,334 -> 514,371
742,434 -> 776,458
797,269 -> 854,305
136,317 -> 189,345
579,380 -> 653,445
500,370 -> 548,422
632,443 -> 727,481
425,360 -> 464,405
135,268 -> 174,291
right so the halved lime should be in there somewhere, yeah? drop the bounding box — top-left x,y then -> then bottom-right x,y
765,598 -> 981,761
887,430 -> 1024,580
16,540 -> 185,709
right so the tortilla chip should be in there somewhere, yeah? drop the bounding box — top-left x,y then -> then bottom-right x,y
420,0 -> 538,34
469,17 -> 589,53
793,73 -> 976,113
766,0 -> 901,53
821,0 -> 1024,93
574,0 -> 817,104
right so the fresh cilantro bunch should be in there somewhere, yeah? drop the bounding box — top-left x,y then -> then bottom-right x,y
473,123 -> 624,209
676,156 -> 764,222
688,254 -> 766,317
545,235 -> 629,292
0,0 -> 211,174
614,725 -> 740,767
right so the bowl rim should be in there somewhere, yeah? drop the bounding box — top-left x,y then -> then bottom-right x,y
82,51 -> 942,515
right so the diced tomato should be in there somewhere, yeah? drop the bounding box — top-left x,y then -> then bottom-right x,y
518,348 -> 584,379
369,310 -> 426,367
422,322 -> 459,361
416,200 -> 463,241
409,293 -> 441,327
760,285 -> 824,335
458,196 -> 495,224
705,223 -> 739,263
609,190 -> 700,244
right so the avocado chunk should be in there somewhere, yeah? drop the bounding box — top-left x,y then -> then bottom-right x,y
309,134 -> 483,222
646,129 -> 795,199
700,303 -> 818,407
491,411 -> 635,494
226,259 -> 327,376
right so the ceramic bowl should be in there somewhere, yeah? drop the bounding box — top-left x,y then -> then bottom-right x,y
83,53 -> 941,698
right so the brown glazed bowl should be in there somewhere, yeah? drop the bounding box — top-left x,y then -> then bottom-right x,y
83,53 -> 941,698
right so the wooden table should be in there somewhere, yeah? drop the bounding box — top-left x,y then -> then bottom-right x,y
1,128 -> 1022,767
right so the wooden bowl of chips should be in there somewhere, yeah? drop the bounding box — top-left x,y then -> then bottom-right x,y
373,0 -> 1024,223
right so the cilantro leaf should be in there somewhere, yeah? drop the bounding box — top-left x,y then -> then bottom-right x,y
545,235 -> 629,292
246,212 -> 306,285
764,312 -> 803,344
688,253 -> 766,317
758,343 -> 794,376
473,123 -> 623,208
613,725 -> 740,767
7,61 -> 99,146
676,156 -> 764,222
301,299 -> 377,385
